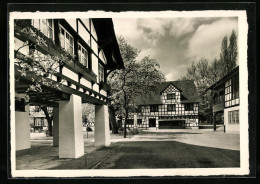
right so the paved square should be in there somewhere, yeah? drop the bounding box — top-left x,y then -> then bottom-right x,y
16,129 -> 240,169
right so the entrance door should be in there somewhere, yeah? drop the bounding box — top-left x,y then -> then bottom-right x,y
158,120 -> 184,129
149,118 -> 156,127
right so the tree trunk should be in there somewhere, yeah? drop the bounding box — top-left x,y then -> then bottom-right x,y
108,104 -> 119,134
124,109 -> 128,138
41,106 -> 53,136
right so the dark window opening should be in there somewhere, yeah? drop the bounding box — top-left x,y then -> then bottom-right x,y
167,93 -> 176,99
150,105 -> 159,112
167,104 -> 176,111
232,74 -> 239,99
184,103 -> 193,111
126,119 -> 134,125
137,119 -> 142,125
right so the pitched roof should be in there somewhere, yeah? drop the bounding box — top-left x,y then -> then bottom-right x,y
135,80 -> 200,105
207,66 -> 239,91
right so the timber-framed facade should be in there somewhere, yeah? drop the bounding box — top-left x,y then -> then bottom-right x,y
13,18 -> 123,158
207,66 -> 239,132
126,80 -> 200,129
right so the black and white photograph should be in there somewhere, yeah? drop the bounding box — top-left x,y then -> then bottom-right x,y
8,8 -> 251,177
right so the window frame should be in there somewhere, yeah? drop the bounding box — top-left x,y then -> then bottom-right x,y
167,93 -> 176,100
78,43 -> 88,67
150,105 -> 159,112
32,19 -> 54,40
98,63 -> 104,83
167,104 -> 176,111
228,110 -> 239,124
184,103 -> 193,111
59,24 -> 74,56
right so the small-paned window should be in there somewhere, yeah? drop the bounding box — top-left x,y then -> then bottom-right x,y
99,63 -> 104,82
137,119 -> 142,125
184,103 -> 193,111
167,104 -> 176,111
59,25 -> 74,56
232,74 -> 239,99
228,110 -> 239,124
78,43 -> 88,67
32,19 -> 54,40
150,105 -> 159,112
167,93 -> 176,99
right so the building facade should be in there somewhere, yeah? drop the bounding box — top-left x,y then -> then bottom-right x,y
13,18 -> 123,158
207,66 -> 239,132
126,80 -> 200,129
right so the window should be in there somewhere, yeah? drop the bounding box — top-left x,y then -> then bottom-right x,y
35,117 -> 44,126
184,103 -> 193,111
126,119 -> 134,125
59,25 -> 74,56
150,105 -> 159,112
232,74 -> 239,99
78,44 -> 88,67
137,119 -> 142,125
167,104 -> 176,111
99,63 -> 104,82
136,106 -> 142,113
167,93 -> 176,99
228,110 -> 239,124
32,19 -> 54,40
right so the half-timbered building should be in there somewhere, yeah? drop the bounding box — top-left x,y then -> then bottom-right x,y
13,18 -> 123,158
126,80 -> 200,129
207,66 -> 239,132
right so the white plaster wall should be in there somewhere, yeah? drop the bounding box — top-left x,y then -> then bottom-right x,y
53,107 -> 59,147
62,67 -> 78,82
65,19 -> 77,32
93,83 -> 99,93
92,54 -> 99,77
80,78 -> 92,89
78,22 -> 90,46
224,106 -> 240,132
15,106 -> 31,151
81,19 -> 90,30
100,89 -> 107,97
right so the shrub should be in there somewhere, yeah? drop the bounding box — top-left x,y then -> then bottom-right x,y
118,127 -> 124,131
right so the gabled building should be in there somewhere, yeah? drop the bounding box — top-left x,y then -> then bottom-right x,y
13,18 -> 123,158
207,66 -> 239,132
127,80 -> 200,129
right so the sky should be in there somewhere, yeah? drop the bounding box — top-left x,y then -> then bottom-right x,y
113,17 -> 238,81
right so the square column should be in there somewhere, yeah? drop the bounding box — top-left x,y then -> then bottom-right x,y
59,94 -> 84,158
156,117 -> 159,129
53,107 -> 59,147
15,105 -> 31,151
95,105 -> 111,147
134,114 -> 137,128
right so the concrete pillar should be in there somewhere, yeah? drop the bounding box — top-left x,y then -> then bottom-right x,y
15,105 -> 31,151
156,117 -> 159,129
53,107 -> 59,147
59,94 -> 84,158
95,105 -> 111,147
133,114 -> 137,128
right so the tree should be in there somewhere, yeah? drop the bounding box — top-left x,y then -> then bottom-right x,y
181,30 -> 238,124
14,19 -> 74,136
107,36 -> 165,138
220,30 -> 238,76
228,30 -> 238,70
